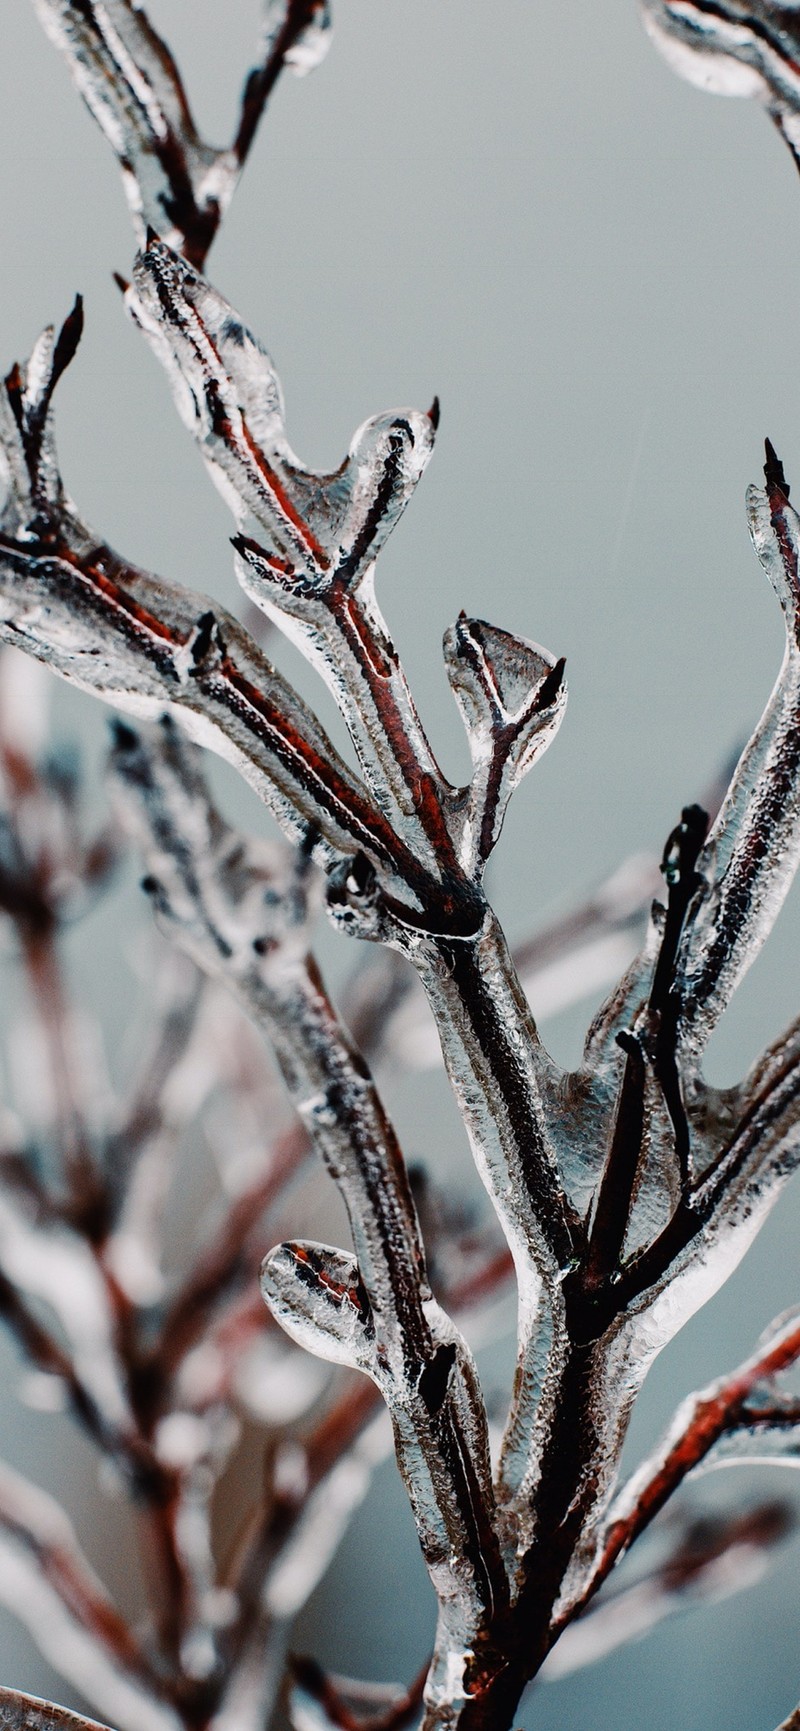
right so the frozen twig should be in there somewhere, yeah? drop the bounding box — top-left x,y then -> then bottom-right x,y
126,238 -> 583,1547
5,6 -> 800,1729
0,310 -> 419,883
545,1499 -> 793,1680
585,1307 -> 800,1611
671,448 -> 800,1056
32,0 -> 330,266
110,717 -> 510,1672
640,1 -> 800,172
8,256 -> 800,1731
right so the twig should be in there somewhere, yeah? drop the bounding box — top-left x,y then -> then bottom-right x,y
32,0 -> 330,266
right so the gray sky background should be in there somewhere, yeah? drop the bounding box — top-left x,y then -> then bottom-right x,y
2,4 -> 800,1727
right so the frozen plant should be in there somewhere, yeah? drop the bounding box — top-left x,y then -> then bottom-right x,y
1,4 -> 800,1730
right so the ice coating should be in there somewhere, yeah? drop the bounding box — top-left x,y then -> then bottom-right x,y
674,465 -> 800,1053
31,0 -> 331,265
128,241 -> 452,862
0,1690 -> 119,1731
0,311 -> 426,892
640,2 -> 800,169
443,615 -> 567,874
5,1 -> 800,1717
111,718 -> 509,1650
260,0 -> 332,78
6,269 -> 800,1729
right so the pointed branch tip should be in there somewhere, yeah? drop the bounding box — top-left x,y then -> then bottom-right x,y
231,532 -> 260,558
536,655 -> 567,710
765,438 -> 791,500
52,296 -> 84,382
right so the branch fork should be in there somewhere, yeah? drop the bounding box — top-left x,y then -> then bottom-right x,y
6,5 -> 800,1728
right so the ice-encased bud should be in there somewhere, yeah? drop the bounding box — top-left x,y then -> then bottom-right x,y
261,1241 -> 375,1369
332,408 -> 437,584
0,300 -> 83,530
444,612 -> 566,867
747,472 -> 800,627
445,614 -> 566,769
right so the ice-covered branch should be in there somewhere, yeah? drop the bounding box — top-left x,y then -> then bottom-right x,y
0,1689 -> 117,1731
587,1306 -> 800,1608
610,994 -> 800,1331
121,242 -> 585,1550
0,310 -> 425,891
640,1 -> 800,172
32,0 -> 330,266
8,5 -> 800,1709
670,448 -> 800,1055
545,1499 -> 792,1681
128,240 -> 571,892
128,241 -> 459,867
110,719 -> 510,1674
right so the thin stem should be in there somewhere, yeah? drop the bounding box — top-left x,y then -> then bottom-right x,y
234,2 -> 328,166
579,1312 -> 800,1618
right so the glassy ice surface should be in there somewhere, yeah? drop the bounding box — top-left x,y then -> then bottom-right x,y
3,3 -> 800,1731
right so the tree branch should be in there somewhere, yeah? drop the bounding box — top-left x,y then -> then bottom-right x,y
110,718 -> 510,1667
584,1306 -> 800,1611
672,448 -> 800,1056
32,0 -> 330,266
